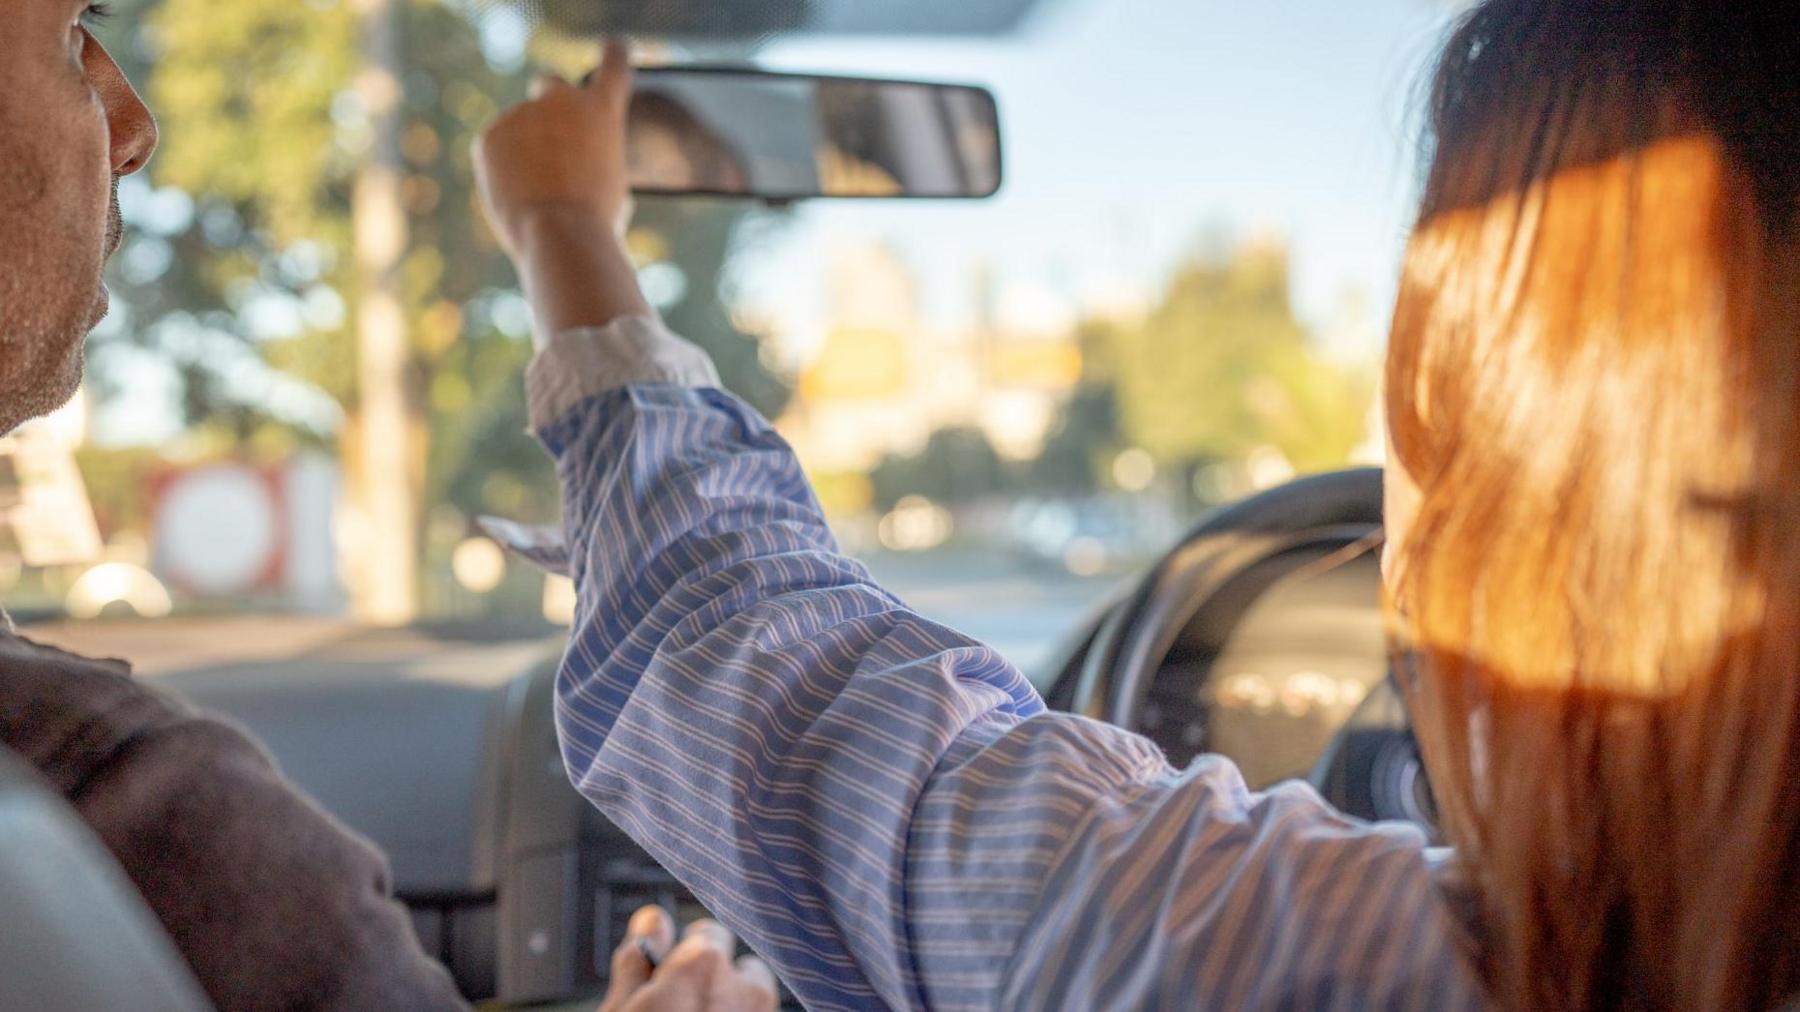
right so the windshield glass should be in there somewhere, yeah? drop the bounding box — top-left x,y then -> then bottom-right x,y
19,0 -> 1457,684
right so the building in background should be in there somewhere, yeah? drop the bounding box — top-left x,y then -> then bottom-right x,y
774,240 -> 1086,496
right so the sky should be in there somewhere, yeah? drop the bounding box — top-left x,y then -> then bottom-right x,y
735,0 -> 1462,360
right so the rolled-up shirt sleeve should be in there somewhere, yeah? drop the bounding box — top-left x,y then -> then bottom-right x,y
528,316 -> 1484,1011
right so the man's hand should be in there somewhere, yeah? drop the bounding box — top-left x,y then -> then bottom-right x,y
473,39 -> 635,254
600,906 -> 779,1012
471,41 -> 653,345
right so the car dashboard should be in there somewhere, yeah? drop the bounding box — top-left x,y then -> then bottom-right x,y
139,623 -> 688,1008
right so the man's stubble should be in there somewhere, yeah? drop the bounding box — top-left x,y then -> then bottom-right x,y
0,122 -> 112,434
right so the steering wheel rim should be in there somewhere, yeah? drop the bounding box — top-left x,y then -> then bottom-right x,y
1071,468 -> 1385,733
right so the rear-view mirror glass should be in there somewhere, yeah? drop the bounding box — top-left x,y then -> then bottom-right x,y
628,69 -> 1003,200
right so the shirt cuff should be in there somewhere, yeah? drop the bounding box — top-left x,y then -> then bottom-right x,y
524,314 -> 722,433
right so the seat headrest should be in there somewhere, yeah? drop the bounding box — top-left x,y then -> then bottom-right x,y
0,747 -> 213,1012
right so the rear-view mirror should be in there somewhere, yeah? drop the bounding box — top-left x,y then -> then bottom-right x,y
627,68 -> 1003,201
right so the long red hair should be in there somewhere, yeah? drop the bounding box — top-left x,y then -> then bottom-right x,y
1385,3 -> 1800,1008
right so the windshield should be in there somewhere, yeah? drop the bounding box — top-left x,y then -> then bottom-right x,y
17,0 -> 1457,684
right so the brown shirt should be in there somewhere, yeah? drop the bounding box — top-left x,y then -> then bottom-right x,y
0,631 -> 469,1012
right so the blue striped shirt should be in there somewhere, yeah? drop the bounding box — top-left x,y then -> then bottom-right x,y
520,317 -> 1487,1010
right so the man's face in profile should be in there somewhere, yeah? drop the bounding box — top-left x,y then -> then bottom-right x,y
0,2 -> 157,434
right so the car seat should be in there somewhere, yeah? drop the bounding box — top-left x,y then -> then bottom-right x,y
0,745 -> 212,1012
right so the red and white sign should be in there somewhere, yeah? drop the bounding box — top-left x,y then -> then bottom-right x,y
152,465 -> 287,596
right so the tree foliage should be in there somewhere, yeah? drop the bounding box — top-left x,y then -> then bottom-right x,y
870,427 -> 1006,510
88,0 -> 792,604
1110,241 -> 1370,472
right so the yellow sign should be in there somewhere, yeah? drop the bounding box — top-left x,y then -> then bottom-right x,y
799,326 -> 909,402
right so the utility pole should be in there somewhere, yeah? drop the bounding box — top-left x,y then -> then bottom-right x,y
348,0 -> 417,625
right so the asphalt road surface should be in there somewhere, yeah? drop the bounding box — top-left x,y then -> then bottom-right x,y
857,546 -> 1125,687
22,547 -> 1123,691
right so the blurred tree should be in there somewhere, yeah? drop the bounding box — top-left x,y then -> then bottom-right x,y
870,427 -> 1006,511
873,239 -> 1370,511
87,0 -> 350,444
1023,318 -> 1127,494
1110,240 -> 1370,475
1026,383 -> 1117,494
73,446 -> 165,542
89,0 -> 791,616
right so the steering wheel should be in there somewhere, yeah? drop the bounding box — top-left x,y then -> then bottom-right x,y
1057,468 -> 1434,832
1070,468 -> 1384,730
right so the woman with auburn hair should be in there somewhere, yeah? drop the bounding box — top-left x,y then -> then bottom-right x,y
1385,1 -> 1800,1008
471,3 -> 1798,1009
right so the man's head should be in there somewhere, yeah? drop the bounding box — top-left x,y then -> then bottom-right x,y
0,2 -> 157,433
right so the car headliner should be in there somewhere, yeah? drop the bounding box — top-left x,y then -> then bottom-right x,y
474,0 -> 1059,39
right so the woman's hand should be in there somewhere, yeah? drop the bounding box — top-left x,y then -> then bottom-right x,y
471,41 -> 654,345
599,906 -> 779,1012
473,39 -> 635,253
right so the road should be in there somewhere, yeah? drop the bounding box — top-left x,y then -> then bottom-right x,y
856,546 -> 1127,687
22,548 -> 1126,691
